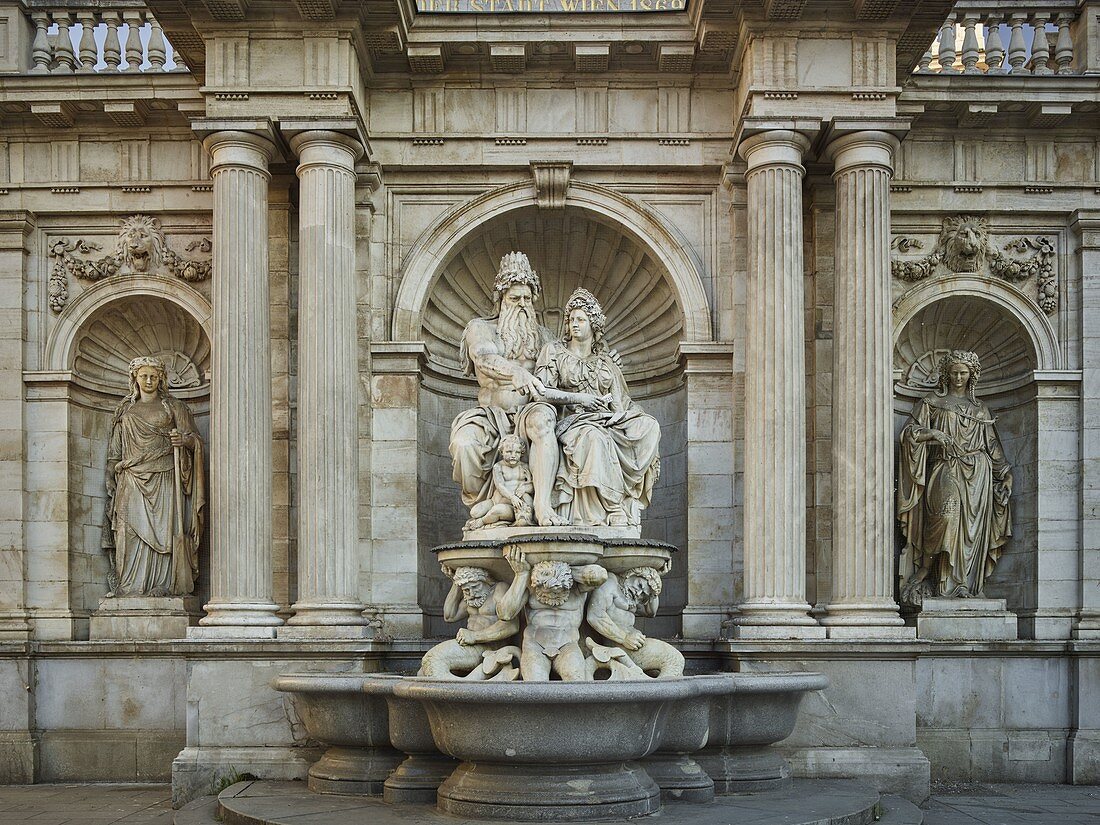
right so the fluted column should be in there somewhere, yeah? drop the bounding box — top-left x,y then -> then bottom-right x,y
731,130 -> 824,638
821,130 -> 910,638
284,130 -> 369,635
197,131 -> 282,633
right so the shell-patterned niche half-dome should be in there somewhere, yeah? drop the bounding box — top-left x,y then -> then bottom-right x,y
422,206 -> 684,385
894,295 -> 1036,395
72,296 -> 211,395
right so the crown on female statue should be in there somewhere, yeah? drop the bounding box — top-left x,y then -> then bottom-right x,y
493,251 -> 542,301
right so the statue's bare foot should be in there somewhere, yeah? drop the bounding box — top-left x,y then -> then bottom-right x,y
536,507 -> 568,527
464,518 -> 484,531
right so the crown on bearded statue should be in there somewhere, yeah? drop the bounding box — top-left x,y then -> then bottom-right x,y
492,251 -> 542,304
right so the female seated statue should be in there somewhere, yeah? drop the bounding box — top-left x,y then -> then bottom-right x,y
102,356 -> 205,597
528,288 -> 661,528
898,350 -> 1012,606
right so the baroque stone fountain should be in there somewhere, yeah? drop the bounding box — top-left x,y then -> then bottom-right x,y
199,255 -> 914,825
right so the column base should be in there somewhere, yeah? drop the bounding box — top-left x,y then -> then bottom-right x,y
820,603 -> 912,638
728,602 -> 825,639
197,600 -> 283,630
284,601 -> 370,634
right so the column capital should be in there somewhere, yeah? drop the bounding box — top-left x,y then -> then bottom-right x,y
737,129 -> 813,174
288,130 -> 365,172
200,129 -> 278,176
281,118 -> 370,161
823,118 -> 909,171
825,130 -> 902,176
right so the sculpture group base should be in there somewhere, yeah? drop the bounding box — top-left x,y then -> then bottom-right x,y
202,778 -> 924,825
89,595 -> 200,640
438,761 -> 659,821
915,597 -> 1018,641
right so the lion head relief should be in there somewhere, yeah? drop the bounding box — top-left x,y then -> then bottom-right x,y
116,215 -> 166,273
939,215 -> 992,273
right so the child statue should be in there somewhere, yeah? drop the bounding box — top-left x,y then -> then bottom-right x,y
463,434 -> 534,531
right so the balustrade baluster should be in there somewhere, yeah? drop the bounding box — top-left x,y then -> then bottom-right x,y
29,12 -> 51,74
1055,13 -> 1075,74
1007,13 -> 1029,74
937,15 -> 958,73
52,12 -> 76,74
146,12 -> 166,71
984,16 -> 1005,73
122,12 -> 143,71
1031,14 -> 1052,74
961,14 -> 980,74
102,12 -> 122,72
75,12 -> 98,73
918,48 -> 933,73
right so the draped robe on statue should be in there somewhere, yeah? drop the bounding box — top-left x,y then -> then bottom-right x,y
898,396 -> 1011,598
103,398 -> 205,597
534,341 -> 661,526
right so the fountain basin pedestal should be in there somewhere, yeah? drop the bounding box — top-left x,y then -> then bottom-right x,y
272,674 -> 404,796
700,672 -> 829,793
394,678 -> 698,821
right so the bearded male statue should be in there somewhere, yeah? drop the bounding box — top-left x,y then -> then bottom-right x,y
450,252 -> 568,527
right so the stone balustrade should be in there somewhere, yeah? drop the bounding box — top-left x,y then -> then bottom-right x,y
917,2 -> 1079,75
25,5 -> 181,74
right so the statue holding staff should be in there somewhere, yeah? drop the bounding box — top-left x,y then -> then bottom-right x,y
898,350 -> 1012,606
102,356 -> 205,597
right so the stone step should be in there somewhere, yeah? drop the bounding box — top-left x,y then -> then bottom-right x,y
173,794 -> 220,825
877,794 -> 925,825
213,778 -> 914,825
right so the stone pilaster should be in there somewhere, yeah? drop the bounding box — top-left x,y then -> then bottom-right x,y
195,130 -> 282,634
679,342 -> 737,640
820,130 -> 910,638
731,129 -> 824,638
368,342 -> 426,639
0,212 -> 34,643
1073,211 -> 1100,641
283,130 -> 369,635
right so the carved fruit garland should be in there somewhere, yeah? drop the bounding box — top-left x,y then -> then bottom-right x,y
48,217 -> 211,314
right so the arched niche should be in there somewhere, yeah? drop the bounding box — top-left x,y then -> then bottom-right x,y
892,287 -> 1046,635
37,280 -> 212,636
411,199 -> 696,638
393,180 -> 713,348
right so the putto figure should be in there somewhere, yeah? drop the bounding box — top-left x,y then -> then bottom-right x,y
463,434 -> 534,531
102,356 -> 205,597
450,252 -> 563,527
898,350 -> 1013,606
586,566 -> 685,678
419,565 -> 520,678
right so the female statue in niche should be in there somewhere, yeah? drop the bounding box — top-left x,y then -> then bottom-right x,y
898,350 -> 1012,607
102,356 -> 205,597
530,288 -> 661,527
